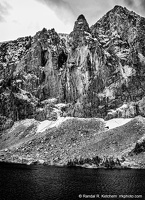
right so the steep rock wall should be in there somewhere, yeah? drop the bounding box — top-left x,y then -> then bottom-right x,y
63,6 -> 145,118
0,28 -> 68,125
1,5 -> 145,125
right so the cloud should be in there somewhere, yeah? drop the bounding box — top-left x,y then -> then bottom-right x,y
36,0 -> 76,23
0,1 -> 11,22
124,0 -> 145,16
35,0 -> 114,26
36,0 -> 145,28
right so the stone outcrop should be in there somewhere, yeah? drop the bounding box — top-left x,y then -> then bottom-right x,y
0,5 -> 145,127
89,5 -> 145,117
63,6 -> 145,118
0,28 -> 69,125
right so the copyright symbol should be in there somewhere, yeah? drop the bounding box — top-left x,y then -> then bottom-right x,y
79,194 -> 82,198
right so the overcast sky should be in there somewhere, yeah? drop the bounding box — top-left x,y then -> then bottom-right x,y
0,0 -> 145,42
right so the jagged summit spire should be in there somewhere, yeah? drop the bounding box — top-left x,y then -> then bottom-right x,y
69,14 -> 90,47
72,14 -> 90,33
77,14 -> 86,21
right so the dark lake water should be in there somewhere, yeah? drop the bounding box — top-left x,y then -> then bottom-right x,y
0,162 -> 145,200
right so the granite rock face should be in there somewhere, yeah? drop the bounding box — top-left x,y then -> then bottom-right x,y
90,5 -> 145,118
0,29 -> 68,126
0,6 -> 145,128
65,6 -> 145,118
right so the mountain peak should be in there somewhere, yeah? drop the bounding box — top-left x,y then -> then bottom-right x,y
113,5 -> 124,10
112,5 -> 129,15
73,14 -> 90,33
77,14 -> 86,21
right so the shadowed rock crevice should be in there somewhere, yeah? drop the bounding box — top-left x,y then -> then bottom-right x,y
41,49 -> 48,67
57,50 -> 68,69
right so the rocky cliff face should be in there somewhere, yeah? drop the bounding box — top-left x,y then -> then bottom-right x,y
0,28 -> 68,129
65,5 -> 145,118
90,5 -> 145,118
0,5 -> 145,128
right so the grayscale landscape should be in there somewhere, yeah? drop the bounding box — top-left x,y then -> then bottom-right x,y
1,2 -> 145,170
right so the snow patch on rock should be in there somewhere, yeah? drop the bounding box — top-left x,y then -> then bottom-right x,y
37,117 -> 70,133
105,118 -> 132,129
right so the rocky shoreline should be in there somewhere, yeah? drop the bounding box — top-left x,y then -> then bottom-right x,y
0,160 -> 144,169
